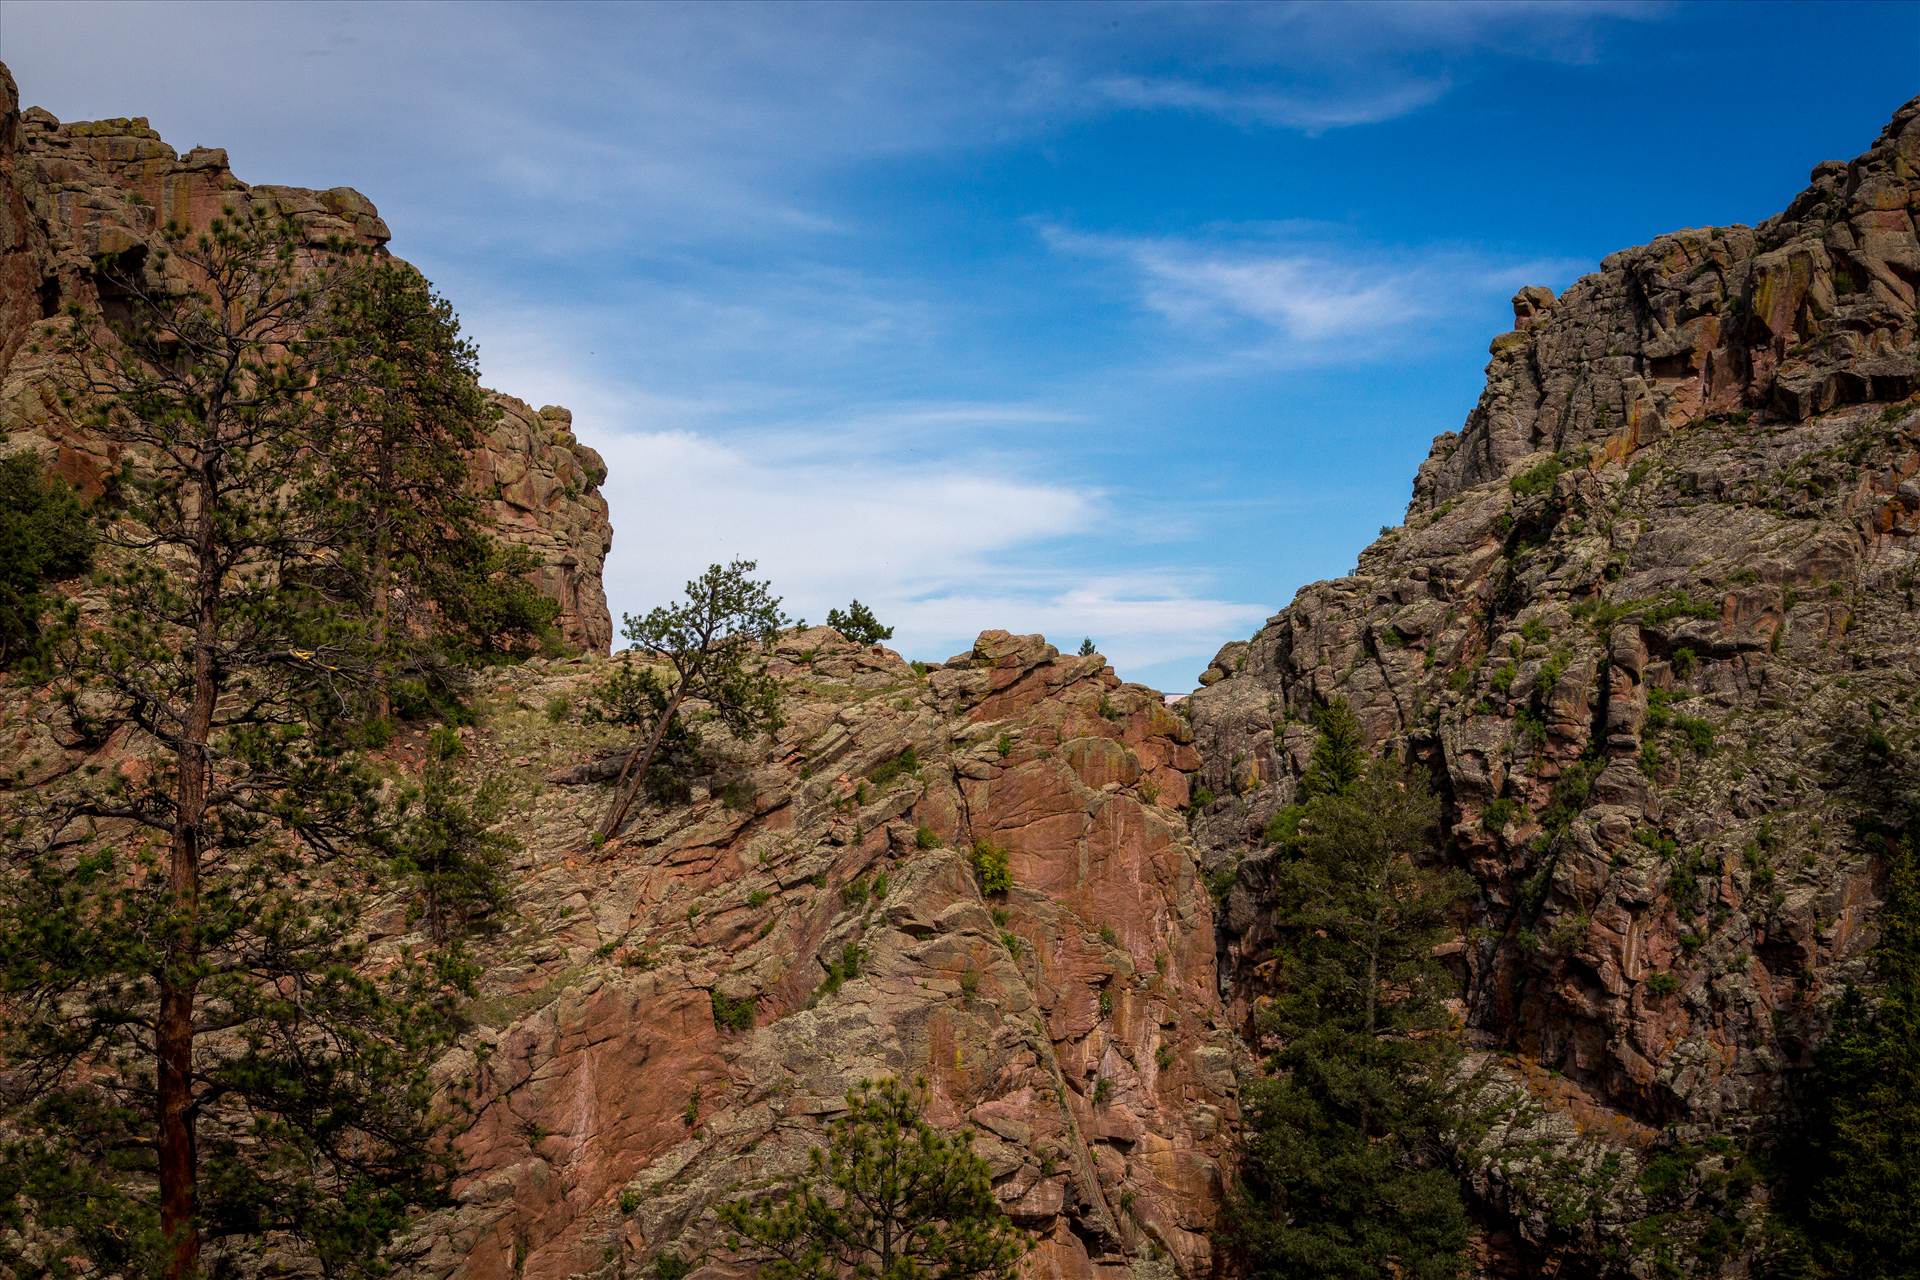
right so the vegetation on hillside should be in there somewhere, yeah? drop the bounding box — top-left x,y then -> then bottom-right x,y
1224,700 -> 1473,1280
0,209 -> 511,1278
0,449 -> 91,671
719,1076 -> 1029,1280
592,559 -> 789,844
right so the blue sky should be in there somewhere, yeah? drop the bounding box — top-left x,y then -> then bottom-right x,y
5,1 -> 1917,689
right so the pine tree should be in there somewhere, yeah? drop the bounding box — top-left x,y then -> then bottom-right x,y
825,599 -> 892,647
1765,800 -> 1920,1276
592,560 -> 789,843
0,449 -> 91,670
0,208 -> 472,1278
382,726 -> 517,943
1078,637 -> 1096,657
1224,722 -> 1473,1280
1298,698 -> 1367,801
718,1076 -> 1029,1280
312,260 -> 555,724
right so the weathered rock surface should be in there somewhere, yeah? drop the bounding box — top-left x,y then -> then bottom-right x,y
395,630 -> 1236,1280
0,65 -> 612,652
1188,98 -> 1920,1273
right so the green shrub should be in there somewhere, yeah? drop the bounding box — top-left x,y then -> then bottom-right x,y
1520,617 -> 1550,645
1482,797 -> 1521,833
818,943 -> 865,998
971,840 -> 1013,894
868,746 -> 920,789
655,1252 -> 692,1280
915,825 -> 941,849
747,889 -> 771,908
995,733 -> 1012,758
1670,646 -> 1697,678
545,694 -> 571,722
1510,453 -> 1568,499
1190,786 -> 1216,810
1644,972 -> 1679,998
711,991 -> 757,1032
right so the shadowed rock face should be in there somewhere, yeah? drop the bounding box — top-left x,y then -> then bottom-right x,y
400,630 -> 1236,1280
1187,98 -> 1920,1271
0,65 -> 613,653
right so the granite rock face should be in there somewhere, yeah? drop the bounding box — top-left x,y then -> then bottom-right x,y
395,630 -> 1236,1280
1187,98 -> 1920,1272
0,64 -> 612,652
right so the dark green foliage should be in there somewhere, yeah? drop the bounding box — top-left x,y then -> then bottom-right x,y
1481,796 -> 1520,834
826,599 -> 893,646
718,1076 -> 1029,1280
1299,699 -> 1367,801
0,450 -> 91,670
711,991 -> 758,1032
589,651 -> 703,805
594,560 -> 790,842
971,840 -> 1012,895
1262,803 -> 1305,848
817,943 -> 865,1000
916,825 -> 941,849
1766,821 -> 1920,1278
1509,452 -> 1568,499
309,260 -> 556,724
868,747 -> 920,789
1222,718 -> 1472,1280
1077,637 -> 1097,657
382,728 -> 517,942
0,208 -> 474,1276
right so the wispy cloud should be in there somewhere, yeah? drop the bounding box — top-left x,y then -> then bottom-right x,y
1043,224 -> 1583,369
1089,74 -> 1449,133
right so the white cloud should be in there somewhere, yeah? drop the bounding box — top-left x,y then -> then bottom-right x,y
1089,74 -> 1449,133
1044,225 -> 1583,368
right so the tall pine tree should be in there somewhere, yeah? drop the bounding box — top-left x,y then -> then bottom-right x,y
312,259 -> 555,725
1226,702 -> 1473,1280
0,208 -> 474,1277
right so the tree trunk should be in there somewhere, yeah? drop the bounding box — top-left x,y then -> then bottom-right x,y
370,520 -> 391,723
159,451 -> 222,1279
370,446 -> 393,723
593,682 -> 688,847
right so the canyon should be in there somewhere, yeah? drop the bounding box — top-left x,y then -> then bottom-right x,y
1,57 -> 1916,1280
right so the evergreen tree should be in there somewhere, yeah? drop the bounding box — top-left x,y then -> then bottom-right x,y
313,259 -> 555,723
382,726 -> 517,943
718,1076 -> 1029,1280
1224,718 -> 1472,1280
1298,698 -> 1368,801
0,208 -> 471,1278
0,449 -> 91,670
1077,637 -> 1096,657
825,599 -> 892,647
1766,801 -> 1920,1277
593,560 -> 789,843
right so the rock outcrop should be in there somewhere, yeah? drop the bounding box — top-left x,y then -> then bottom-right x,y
398,630 -> 1237,1280
1187,97 -> 1920,1272
0,65 -> 613,652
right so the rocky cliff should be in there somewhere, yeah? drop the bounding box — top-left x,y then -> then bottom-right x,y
0,64 -> 613,652
1188,98 -> 1920,1271
399,630 -> 1237,1280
